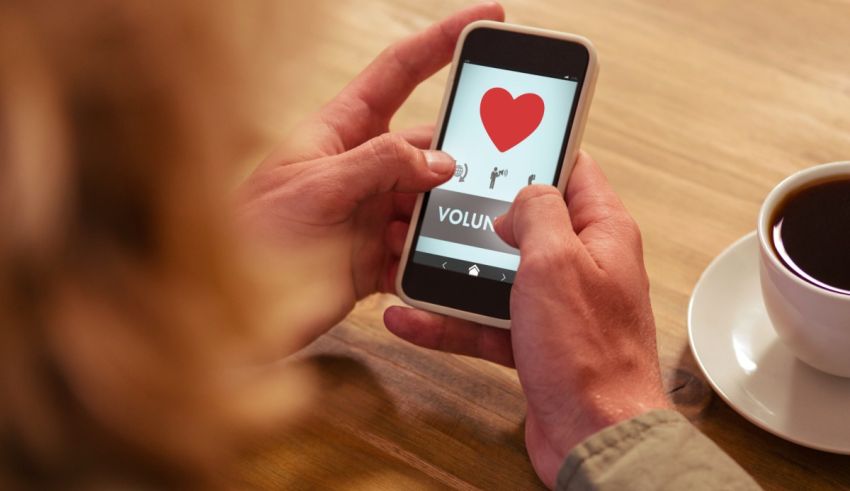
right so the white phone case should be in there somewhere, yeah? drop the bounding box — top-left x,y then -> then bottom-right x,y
395,20 -> 599,329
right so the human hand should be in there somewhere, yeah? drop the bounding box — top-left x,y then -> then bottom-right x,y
383,151 -> 671,488
237,3 -> 505,342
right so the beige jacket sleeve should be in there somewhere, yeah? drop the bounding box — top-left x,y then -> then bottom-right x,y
556,409 -> 762,491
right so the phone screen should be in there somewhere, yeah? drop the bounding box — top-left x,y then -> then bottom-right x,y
410,62 -> 579,283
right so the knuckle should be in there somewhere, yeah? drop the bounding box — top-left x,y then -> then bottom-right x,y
514,185 -> 563,215
366,133 -> 418,170
516,184 -> 561,204
383,44 -> 417,84
371,133 -> 409,157
618,214 -> 643,247
594,200 -> 625,224
521,242 -> 576,276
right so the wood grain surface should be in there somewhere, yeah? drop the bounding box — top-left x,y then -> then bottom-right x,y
240,1 -> 850,489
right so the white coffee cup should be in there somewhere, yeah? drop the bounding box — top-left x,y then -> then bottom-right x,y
758,161 -> 850,378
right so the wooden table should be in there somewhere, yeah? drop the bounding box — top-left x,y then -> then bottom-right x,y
242,1 -> 850,489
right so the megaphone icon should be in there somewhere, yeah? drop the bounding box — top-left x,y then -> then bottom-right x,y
454,163 -> 469,182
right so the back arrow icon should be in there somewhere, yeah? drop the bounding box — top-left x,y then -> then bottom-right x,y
441,262 -> 447,269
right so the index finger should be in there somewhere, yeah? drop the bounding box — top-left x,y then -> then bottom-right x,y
565,151 -> 645,269
565,150 -> 632,235
313,3 -> 505,151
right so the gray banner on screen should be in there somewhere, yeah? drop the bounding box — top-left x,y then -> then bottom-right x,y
419,189 -> 519,255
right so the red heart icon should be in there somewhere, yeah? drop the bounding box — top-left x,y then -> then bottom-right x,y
480,87 -> 545,153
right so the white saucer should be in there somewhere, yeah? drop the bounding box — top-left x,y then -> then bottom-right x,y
688,231 -> 850,454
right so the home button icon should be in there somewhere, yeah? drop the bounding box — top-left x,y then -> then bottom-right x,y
468,264 -> 480,277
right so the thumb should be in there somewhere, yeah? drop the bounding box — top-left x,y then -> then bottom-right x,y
329,133 -> 455,204
494,185 -> 578,253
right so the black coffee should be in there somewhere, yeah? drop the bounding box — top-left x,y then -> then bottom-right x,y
771,177 -> 850,295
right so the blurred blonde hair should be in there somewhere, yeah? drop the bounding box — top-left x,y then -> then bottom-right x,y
0,1 -> 299,488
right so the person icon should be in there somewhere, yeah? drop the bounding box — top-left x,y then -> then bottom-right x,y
490,167 -> 499,189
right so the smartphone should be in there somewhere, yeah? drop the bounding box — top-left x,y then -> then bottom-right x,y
396,21 -> 598,329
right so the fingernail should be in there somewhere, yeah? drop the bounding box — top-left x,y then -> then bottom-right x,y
424,150 -> 455,174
